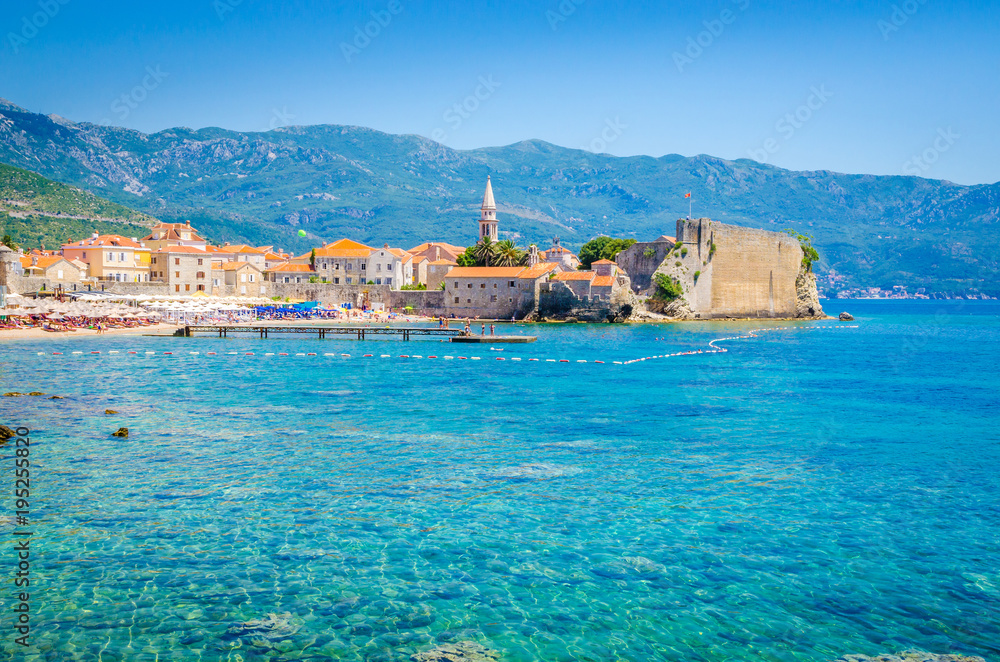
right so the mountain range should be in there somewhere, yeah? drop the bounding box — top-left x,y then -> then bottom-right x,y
1,96 -> 997,296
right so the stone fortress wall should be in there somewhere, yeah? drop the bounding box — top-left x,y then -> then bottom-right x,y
619,218 -> 812,319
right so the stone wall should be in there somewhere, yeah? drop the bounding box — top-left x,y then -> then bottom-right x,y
638,218 -> 820,319
673,218 -> 805,318
616,237 -> 676,293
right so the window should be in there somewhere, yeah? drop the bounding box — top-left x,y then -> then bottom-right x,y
197,258 -> 203,266
361,263 -> 366,270
346,263 -> 352,271
335,262 -> 340,270
375,278 -> 382,285
453,282 -> 458,289
386,278 -> 391,285
334,277 -> 340,284
197,284 -> 205,291
82,252 -> 86,259
385,264 -> 391,270
480,283 -> 486,289
376,264 -> 381,272
284,277 -> 290,283
175,284 -> 180,292
509,297 -> 513,303
185,284 -> 190,291
107,252 -> 114,262
509,281 -> 515,287
467,283 -> 473,289
241,286 -> 246,294
454,297 -> 459,303
57,270 -> 64,279
119,253 -> 125,262
175,258 -> 180,265
346,277 -> 352,284
240,274 -> 246,283
466,298 -> 471,304
175,271 -> 180,278
490,295 -> 497,302
493,283 -> 497,288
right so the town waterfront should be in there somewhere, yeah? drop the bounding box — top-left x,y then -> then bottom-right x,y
2,300 -> 999,661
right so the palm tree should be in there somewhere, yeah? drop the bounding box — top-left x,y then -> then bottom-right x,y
472,237 -> 497,266
493,239 -> 524,267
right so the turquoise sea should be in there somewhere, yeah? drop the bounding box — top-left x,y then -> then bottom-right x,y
1,300 -> 999,662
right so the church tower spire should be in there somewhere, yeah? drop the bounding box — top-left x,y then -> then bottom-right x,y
479,176 -> 498,242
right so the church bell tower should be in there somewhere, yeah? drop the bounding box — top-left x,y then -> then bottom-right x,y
479,176 -> 498,242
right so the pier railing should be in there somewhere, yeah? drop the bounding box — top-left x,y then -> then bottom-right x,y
178,325 -> 464,340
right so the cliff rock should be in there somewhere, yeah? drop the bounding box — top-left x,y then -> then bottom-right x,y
795,266 -> 825,318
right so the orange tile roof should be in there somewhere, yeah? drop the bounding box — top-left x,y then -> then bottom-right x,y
552,271 -> 596,282
408,241 -> 465,255
447,266 -> 526,278
63,234 -> 145,249
221,244 -> 269,254
592,275 -> 614,287
318,238 -> 375,255
428,259 -> 458,266
592,259 -> 616,265
412,255 -> 428,263
211,260 -> 223,269
265,262 -> 314,273
142,223 -> 205,242
517,262 -> 560,280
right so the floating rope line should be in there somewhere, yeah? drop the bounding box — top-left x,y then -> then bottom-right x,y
34,325 -> 859,365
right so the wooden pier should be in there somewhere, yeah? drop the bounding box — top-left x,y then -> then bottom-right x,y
178,325 -> 463,340
176,325 -> 536,342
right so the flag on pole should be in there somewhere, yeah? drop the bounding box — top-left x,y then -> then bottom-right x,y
684,193 -> 691,198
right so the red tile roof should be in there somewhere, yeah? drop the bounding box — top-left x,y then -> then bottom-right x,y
592,275 -> 614,287
552,271 -> 596,282
592,259 -> 616,265
517,262 -> 560,280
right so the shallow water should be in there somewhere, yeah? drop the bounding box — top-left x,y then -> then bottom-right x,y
1,300 -> 998,661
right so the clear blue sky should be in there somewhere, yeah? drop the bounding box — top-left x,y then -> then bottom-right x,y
1,0 -> 998,185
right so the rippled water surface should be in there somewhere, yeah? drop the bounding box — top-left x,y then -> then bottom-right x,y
1,300 -> 998,661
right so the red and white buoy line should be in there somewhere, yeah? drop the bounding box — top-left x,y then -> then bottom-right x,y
34,325 -> 858,366
627,323 -> 860,365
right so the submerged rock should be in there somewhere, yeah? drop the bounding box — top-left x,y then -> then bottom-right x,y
105,409 -> 118,414
49,395 -> 64,400
225,612 -> 301,641
4,392 -> 23,397
111,428 -> 129,438
27,392 -> 45,396
0,425 -> 16,440
411,641 -> 500,662
833,650 -> 986,662
839,311 -> 855,321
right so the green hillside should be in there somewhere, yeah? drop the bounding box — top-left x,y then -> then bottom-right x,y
0,98 -> 997,296
0,162 -> 157,248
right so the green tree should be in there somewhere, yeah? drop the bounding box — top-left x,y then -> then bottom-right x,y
652,273 -> 684,301
309,248 -> 316,267
578,236 -> 637,269
785,229 -> 820,272
493,239 -> 526,267
1,234 -> 18,250
472,236 -> 497,266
